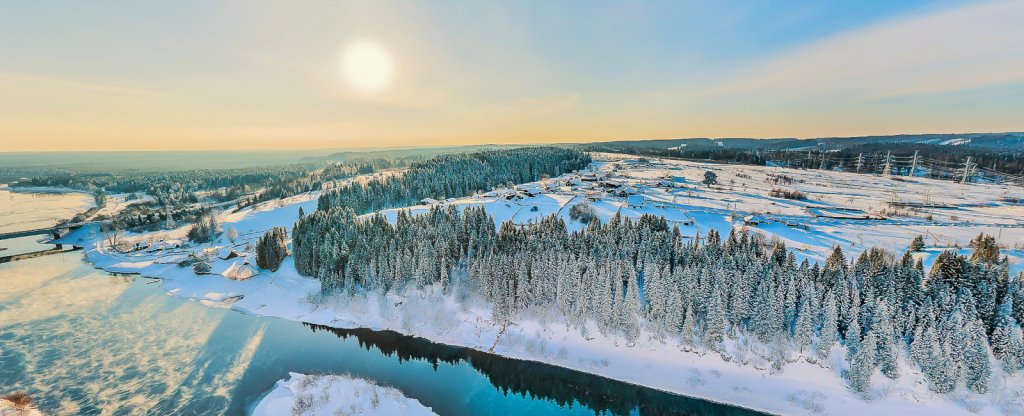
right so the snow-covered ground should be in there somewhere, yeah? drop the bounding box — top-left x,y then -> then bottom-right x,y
251,373 -> 435,416
382,153 -> 1024,273
53,155 -> 1024,415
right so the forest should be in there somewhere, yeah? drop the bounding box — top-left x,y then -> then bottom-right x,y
12,159 -> 403,208
316,147 -> 591,212
293,203 -> 1024,395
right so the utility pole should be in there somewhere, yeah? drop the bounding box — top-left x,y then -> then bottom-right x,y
855,153 -> 864,174
908,150 -> 919,177
882,151 -> 892,177
961,156 -> 974,184
164,205 -> 175,229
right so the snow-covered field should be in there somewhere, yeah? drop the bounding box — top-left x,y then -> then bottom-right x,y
251,373 -> 435,416
381,153 -> 1024,274
54,154 -> 1024,415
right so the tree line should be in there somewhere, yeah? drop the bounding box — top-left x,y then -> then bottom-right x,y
316,147 -> 592,213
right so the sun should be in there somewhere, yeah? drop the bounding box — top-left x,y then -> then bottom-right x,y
340,40 -> 394,93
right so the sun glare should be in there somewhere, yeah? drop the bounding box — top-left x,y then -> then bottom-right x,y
340,40 -> 394,93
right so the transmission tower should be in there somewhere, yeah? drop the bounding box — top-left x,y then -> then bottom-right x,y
961,156 -> 975,184
882,151 -> 892,177
908,150 -> 919,177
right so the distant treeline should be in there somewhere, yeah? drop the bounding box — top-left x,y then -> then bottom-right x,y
316,147 -> 592,213
13,159 -> 404,209
584,134 -> 1024,182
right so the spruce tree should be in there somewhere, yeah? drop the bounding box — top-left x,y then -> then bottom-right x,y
794,293 -> 815,353
705,291 -> 727,348
872,301 -> 899,379
818,291 -> 838,359
849,331 -> 877,393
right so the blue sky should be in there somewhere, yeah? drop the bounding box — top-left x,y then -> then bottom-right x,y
0,0 -> 1020,151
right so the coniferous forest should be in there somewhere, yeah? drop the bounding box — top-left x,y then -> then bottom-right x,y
294,205 -> 1024,394
292,147 -> 1024,396
316,147 -> 591,212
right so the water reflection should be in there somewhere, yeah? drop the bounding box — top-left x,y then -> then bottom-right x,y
305,324 -> 766,416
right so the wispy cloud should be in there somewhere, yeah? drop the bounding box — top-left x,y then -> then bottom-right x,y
712,0 -> 1024,103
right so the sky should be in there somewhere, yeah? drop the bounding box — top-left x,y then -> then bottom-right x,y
1,0 -> 1023,151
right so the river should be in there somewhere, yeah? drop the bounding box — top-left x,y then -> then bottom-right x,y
0,188 -> 762,415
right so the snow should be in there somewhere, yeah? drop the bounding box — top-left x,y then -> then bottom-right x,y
251,372 -> 435,416
940,138 -> 972,146
54,156 -> 1024,416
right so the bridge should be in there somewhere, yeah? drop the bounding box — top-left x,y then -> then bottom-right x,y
0,221 -> 94,245
0,226 -> 67,241
0,222 -> 94,263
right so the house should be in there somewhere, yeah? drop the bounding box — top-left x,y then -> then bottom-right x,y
220,260 -> 259,280
515,183 -> 544,197
420,197 -> 440,205
218,248 -> 244,260
615,187 -> 638,197
626,195 -> 645,209
743,214 -> 770,225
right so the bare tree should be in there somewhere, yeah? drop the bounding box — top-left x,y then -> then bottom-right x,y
100,222 -> 123,251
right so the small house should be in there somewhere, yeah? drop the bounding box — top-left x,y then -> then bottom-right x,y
220,260 -> 259,280
743,214 -> 769,226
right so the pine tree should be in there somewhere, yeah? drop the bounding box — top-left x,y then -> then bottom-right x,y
992,296 -> 1022,371
705,291 -> 727,348
818,291 -> 838,359
680,306 -> 698,349
872,301 -> 899,379
846,305 -> 863,363
623,272 -> 642,345
849,331 -> 876,393
794,292 -> 815,353
965,326 -> 992,393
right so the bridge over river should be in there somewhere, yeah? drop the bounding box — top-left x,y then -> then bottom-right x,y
0,222 -> 93,263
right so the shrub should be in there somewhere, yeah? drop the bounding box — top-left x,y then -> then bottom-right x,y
910,235 -> 925,252
769,188 -> 805,200
193,259 -> 211,275
703,171 -> 718,186
569,203 -> 597,224
4,392 -> 33,409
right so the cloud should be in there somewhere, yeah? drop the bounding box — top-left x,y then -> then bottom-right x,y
712,0 -> 1024,103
